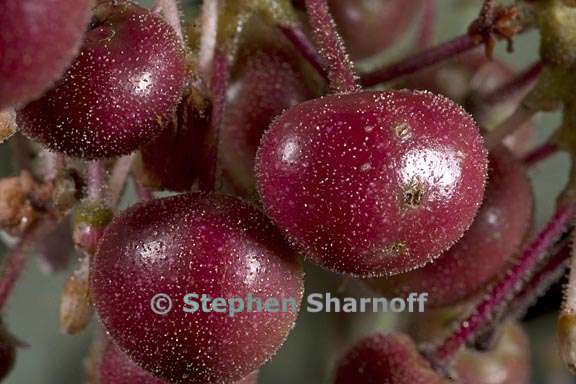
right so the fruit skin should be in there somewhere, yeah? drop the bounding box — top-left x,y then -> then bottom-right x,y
17,1 -> 187,159
256,90 -> 488,277
220,24 -> 317,198
98,341 -> 166,384
368,145 -> 533,307
91,193 -> 304,384
97,341 -> 260,384
0,0 -> 92,110
332,332 -> 447,384
330,0 -> 423,60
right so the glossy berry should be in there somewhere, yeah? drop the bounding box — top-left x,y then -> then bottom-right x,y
140,91 -> 210,192
256,90 -> 488,277
91,193 -> 303,384
0,0 -> 92,110
220,23 -> 316,198
17,1 -> 187,159
330,0 -> 423,60
332,332 -> 446,384
368,145 -> 533,307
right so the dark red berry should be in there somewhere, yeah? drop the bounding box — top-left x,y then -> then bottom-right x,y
330,0 -> 423,60
17,1 -> 187,159
91,193 -> 303,384
256,90 -> 488,277
369,145 -> 533,307
0,0 -> 92,109
332,332 -> 447,384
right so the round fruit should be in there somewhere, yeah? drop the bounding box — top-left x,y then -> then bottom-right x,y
17,1 -> 187,159
0,0 -> 92,109
332,332 -> 447,384
330,0 -> 423,60
256,90 -> 488,277
91,193 -> 304,384
368,145 -> 533,307
220,23 -> 316,198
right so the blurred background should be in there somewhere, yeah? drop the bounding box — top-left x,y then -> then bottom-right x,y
0,0 -> 574,383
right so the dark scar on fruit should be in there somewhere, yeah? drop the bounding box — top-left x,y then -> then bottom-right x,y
380,241 -> 409,258
393,122 -> 411,141
402,182 -> 424,209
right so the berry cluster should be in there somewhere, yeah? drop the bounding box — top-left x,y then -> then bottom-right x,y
0,0 -> 575,383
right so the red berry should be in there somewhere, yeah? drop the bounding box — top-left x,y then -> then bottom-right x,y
221,24 -> 317,198
368,145 -> 533,307
330,0 -> 423,60
0,0 -> 92,109
332,332 -> 447,384
17,1 -> 187,159
91,193 -> 304,384
256,90 -> 488,277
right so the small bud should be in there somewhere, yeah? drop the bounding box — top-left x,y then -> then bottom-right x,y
559,310 -> 576,373
0,110 -> 17,144
60,257 -> 93,335
73,201 -> 114,256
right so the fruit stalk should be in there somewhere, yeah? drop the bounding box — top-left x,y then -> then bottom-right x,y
482,61 -> 543,106
279,25 -> 328,78
304,0 -> 359,93
523,142 -> 558,166
559,230 -> 576,372
0,220 -> 54,309
431,203 -> 576,364
361,35 -> 479,86
108,155 -> 135,207
198,49 -> 229,192
86,161 -> 106,202
153,0 -> 184,42
486,103 -> 538,148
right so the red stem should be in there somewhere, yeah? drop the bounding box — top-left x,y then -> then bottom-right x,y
415,0 -> 438,50
86,161 -> 106,201
361,34 -> 479,87
304,0 -> 359,93
280,25 -> 328,79
0,221 -> 53,309
523,142 -> 559,167
431,203 -> 576,363
132,175 -> 154,202
198,49 -> 229,192
483,61 -> 543,105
